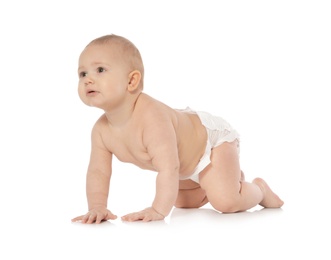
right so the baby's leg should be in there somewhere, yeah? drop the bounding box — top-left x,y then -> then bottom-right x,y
252,177 -> 284,208
199,141 -> 283,213
175,179 -> 208,208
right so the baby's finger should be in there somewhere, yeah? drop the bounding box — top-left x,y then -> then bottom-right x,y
95,214 -> 106,224
122,212 -> 143,222
71,215 -> 84,222
120,214 -> 129,221
106,212 -> 118,220
85,213 -> 97,224
121,213 -> 133,221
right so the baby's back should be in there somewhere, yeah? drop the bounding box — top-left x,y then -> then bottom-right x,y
136,93 -> 208,176
173,107 -> 207,177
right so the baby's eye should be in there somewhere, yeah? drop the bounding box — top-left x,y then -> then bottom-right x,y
97,67 -> 105,73
79,71 -> 87,78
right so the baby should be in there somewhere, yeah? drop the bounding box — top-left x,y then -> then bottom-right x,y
72,34 -> 284,223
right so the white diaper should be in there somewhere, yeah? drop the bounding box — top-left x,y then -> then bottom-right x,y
180,108 -> 240,183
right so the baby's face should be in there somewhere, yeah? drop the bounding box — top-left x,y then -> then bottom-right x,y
77,44 -> 131,110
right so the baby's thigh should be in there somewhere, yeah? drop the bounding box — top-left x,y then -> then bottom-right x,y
199,141 -> 242,198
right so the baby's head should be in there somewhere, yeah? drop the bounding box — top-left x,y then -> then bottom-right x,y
85,34 -> 144,89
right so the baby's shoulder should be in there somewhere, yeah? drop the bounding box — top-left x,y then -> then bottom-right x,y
136,93 -> 175,118
95,113 -> 108,124
91,113 -> 108,132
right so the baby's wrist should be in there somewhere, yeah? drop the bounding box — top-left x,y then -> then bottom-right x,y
151,206 -> 166,218
88,204 -> 107,211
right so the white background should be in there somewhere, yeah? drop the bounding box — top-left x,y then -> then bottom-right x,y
0,0 -> 330,259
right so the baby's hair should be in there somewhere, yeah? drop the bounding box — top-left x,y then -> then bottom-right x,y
87,34 -> 144,88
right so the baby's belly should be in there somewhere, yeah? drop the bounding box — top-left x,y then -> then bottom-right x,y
115,150 -> 155,171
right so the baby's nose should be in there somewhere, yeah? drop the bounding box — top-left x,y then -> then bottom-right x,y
84,76 -> 94,85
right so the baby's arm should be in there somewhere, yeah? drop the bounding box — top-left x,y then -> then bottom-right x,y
72,123 -> 117,224
121,111 -> 179,221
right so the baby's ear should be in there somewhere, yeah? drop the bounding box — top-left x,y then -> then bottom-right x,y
127,70 -> 141,92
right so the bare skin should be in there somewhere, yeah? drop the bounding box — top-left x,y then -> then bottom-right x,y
71,35 -> 283,224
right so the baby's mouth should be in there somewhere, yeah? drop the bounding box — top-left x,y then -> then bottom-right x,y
86,90 -> 99,96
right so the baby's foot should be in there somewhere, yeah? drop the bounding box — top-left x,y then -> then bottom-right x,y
253,178 -> 284,208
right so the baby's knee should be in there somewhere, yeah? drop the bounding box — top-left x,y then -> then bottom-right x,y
174,199 -> 201,209
210,195 -> 241,213
175,188 -> 208,208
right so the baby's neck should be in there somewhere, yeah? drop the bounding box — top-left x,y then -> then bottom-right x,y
105,93 -> 142,127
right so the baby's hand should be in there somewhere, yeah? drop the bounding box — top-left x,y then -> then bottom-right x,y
121,207 -> 165,222
71,207 -> 117,224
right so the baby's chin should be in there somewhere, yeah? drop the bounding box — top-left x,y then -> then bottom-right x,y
84,101 -> 98,108
82,99 -> 107,110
